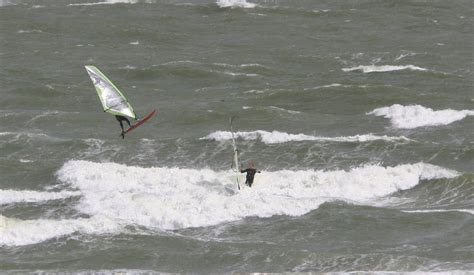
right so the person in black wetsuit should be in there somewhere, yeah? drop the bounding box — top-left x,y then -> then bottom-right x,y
115,115 -> 132,139
240,161 -> 261,187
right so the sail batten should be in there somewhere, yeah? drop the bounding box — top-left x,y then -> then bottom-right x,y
85,65 -> 136,119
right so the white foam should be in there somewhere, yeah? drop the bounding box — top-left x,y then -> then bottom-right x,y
216,0 -> 256,8
394,51 -> 418,61
119,65 -> 137,70
68,0 -> 146,6
55,161 -> 457,229
342,65 -> 427,73
0,131 -> 58,142
26,110 -> 62,125
312,83 -> 343,89
158,60 -> 198,66
243,89 -> 266,94
155,60 -> 261,77
201,130 -> 411,144
304,83 -> 393,91
212,63 -> 266,68
268,106 -> 301,114
0,190 -> 80,205
0,161 -> 458,246
368,104 -> 474,129
129,41 -> 139,45
241,106 -> 301,114
0,215 -> 122,246
313,9 -> 331,14
17,30 -> 43,34
218,71 -> 258,77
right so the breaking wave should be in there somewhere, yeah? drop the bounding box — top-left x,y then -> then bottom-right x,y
368,104 -> 474,129
0,160 -> 459,246
0,215 -> 122,247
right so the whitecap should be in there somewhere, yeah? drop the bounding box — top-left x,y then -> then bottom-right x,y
54,160 -> 457,231
119,65 -> 137,70
0,160 -> 458,246
394,51 -> 418,61
68,0 -> 146,6
342,65 -> 427,73
0,215 -> 121,246
267,106 -> 301,114
218,71 -> 258,77
367,104 -> 474,129
201,130 -> 411,144
212,63 -> 265,68
216,0 -> 257,9
17,30 -> 43,34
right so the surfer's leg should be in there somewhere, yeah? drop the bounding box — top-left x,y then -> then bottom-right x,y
245,178 -> 251,187
248,176 -> 255,187
118,120 -> 125,139
118,120 -> 125,132
125,117 -> 131,128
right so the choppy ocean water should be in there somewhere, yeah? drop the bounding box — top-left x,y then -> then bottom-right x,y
0,0 -> 473,272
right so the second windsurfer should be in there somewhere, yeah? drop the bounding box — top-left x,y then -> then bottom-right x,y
115,115 -> 131,139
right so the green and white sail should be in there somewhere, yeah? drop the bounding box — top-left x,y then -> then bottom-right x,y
85,65 -> 136,119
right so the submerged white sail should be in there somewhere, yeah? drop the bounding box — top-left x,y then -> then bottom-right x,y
85,65 -> 136,119
230,117 -> 241,190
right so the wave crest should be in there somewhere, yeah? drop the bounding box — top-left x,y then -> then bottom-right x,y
368,104 -> 474,129
55,161 -> 457,230
216,0 -> 257,8
342,65 -> 428,73
201,130 -> 411,144
0,160 -> 459,246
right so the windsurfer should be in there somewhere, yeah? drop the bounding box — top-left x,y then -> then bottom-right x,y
116,115 -> 131,139
240,161 -> 261,187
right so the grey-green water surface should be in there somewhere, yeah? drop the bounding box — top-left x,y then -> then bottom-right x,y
0,0 -> 473,272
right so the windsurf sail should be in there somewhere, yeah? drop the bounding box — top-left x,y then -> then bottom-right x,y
230,116 -> 241,190
85,65 -> 136,119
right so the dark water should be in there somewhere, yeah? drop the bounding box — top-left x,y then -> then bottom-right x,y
0,0 -> 473,272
